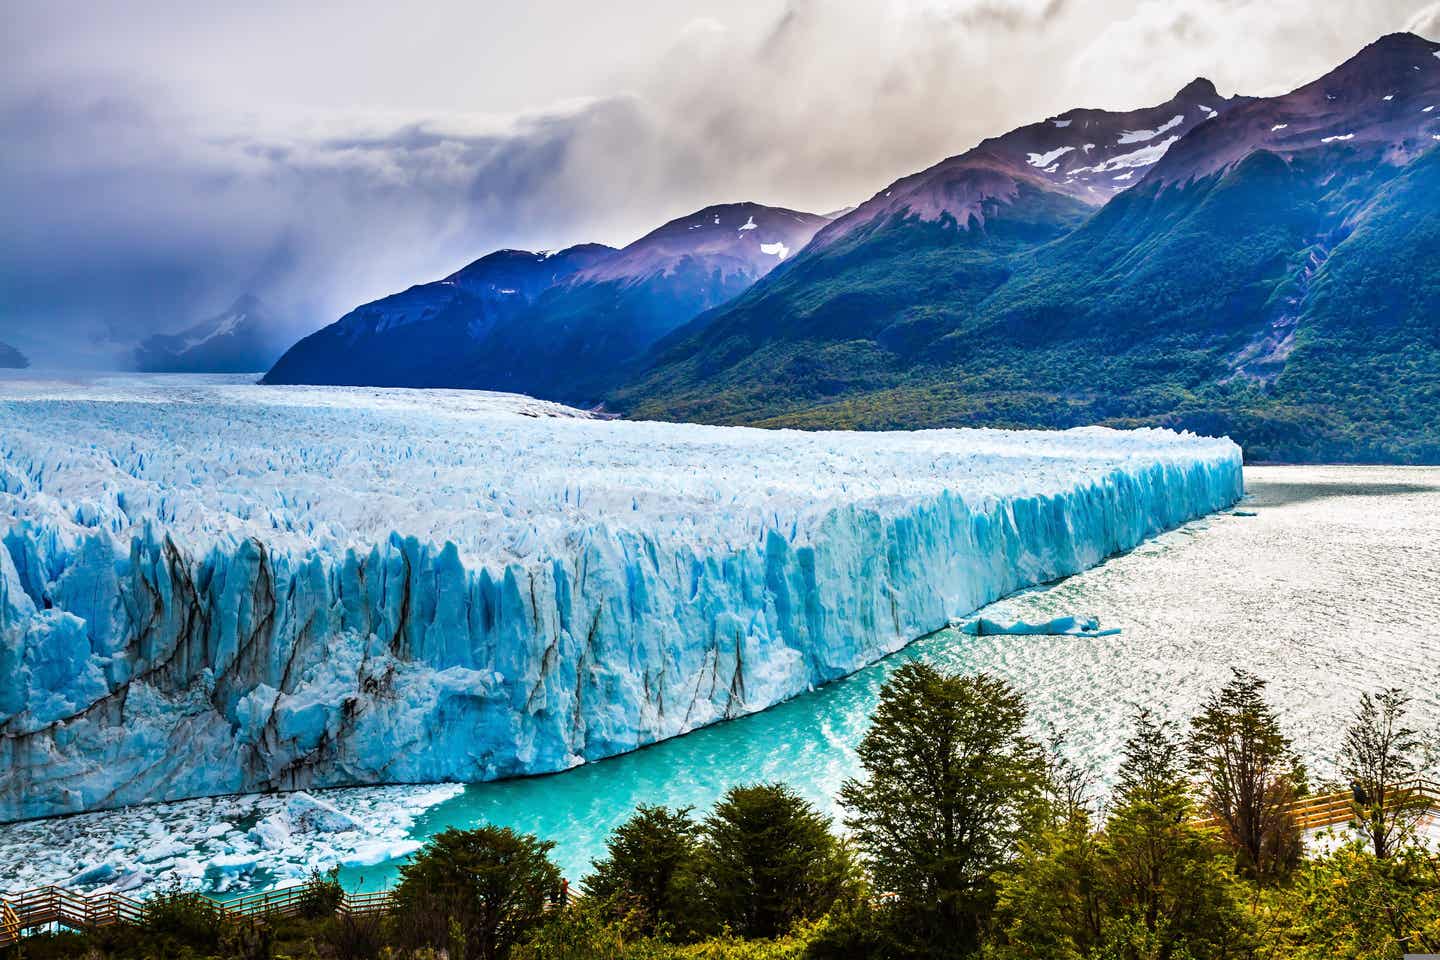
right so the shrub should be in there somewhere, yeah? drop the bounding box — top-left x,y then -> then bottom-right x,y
392,825 -> 564,960
584,804 -> 703,938
695,783 -> 857,940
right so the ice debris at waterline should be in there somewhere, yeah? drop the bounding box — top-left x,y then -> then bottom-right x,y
951,615 -> 1122,637
0,374 -> 1243,820
0,783 -> 462,895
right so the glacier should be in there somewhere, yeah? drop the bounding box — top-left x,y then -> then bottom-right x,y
0,374 -> 1243,822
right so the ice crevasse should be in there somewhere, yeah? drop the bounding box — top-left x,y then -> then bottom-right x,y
0,375 -> 1243,821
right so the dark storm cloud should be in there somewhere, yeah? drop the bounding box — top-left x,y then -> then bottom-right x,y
0,83 -> 666,365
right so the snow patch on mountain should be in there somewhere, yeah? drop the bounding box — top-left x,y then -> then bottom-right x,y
1071,136 -> 1182,174
1027,146 -> 1076,167
1117,114 -> 1185,144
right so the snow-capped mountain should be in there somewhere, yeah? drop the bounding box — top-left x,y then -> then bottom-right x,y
811,76 -> 1242,250
0,342 -> 28,369
618,33 -> 1440,463
134,294 -> 291,374
1149,32 -> 1440,189
579,202 -> 827,281
263,202 -> 831,405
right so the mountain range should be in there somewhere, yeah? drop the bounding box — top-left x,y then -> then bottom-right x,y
616,33 -> 1440,462
266,33 -> 1440,461
135,294 -> 291,373
0,342 -> 29,369
263,203 -> 831,406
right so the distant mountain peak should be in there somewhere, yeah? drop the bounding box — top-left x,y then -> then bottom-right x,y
0,341 -> 29,369
1175,77 -> 1221,101
811,78 -> 1242,251
578,201 -> 832,282
1145,31 -> 1440,190
134,293 -> 289,373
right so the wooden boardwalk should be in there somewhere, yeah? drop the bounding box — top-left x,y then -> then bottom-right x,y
0,881 -> 395,947
1193,778 -> 1440,833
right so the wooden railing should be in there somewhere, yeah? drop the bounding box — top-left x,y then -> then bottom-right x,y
1194,778 -> 1440,833
0,878 -> 542,946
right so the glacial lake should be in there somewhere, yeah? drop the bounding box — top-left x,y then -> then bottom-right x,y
4,464 -> 1437,894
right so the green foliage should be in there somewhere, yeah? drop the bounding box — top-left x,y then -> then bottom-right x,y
1186,670 -> 1306,878
584,804 -> 704,938
614,147 -> 1440,463
298,866 -> 345,920
392,825 -> 564,960
514,904 -> 672,960
695,783 -> 858,940
990,710 -> 1254,960
10,683 -> 1440,960
1269,841 -> 1440,959
839,663 -> 1049,957
1341,689 -> 1432,858
139,876 -> 228,943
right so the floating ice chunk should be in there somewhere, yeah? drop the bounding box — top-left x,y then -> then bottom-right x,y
114,869 -> 151,893
951,615 -> 1120,638
251,814 -> 292,850
286,792 -> 363,833
66,862 -> 118,888
342,840 -> 421,868
209,854 -> 259,875
1027,146 -> 1075,167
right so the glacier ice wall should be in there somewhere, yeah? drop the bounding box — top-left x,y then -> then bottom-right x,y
0,375 -> 1243,821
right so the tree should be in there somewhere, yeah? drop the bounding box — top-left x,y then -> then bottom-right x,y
695,782 -> 856,939
1186,669 -> 1305,878
989,710 -> 1253,960
1340,688 -> 1430,858
839,663 -> 1048,956
393,825 -> 564,960
1100,710 -> 1253,958
583,804 -> 702,937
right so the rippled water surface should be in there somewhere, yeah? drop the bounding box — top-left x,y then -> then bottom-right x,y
340,465 -> 1440,887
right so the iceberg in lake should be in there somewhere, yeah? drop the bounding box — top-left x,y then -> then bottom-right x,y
0,375 -> 1242,820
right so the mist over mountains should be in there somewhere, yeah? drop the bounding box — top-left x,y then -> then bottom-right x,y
264,33 -> 1440,461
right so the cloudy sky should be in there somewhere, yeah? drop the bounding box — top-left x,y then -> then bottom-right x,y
4,0 -> 1438,366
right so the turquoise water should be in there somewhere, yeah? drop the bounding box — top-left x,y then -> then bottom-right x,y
342,466 -> 1440,889
341,616 -> 940,889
